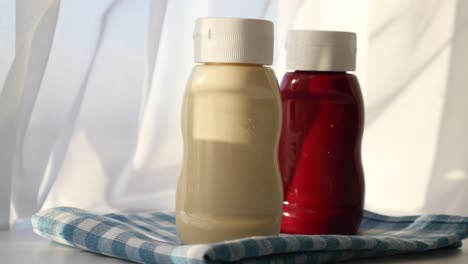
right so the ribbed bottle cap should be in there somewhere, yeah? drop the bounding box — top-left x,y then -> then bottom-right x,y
193,17 -> 274,65
286,30 -> 356,71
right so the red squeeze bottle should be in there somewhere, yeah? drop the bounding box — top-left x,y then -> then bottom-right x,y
279,30 -> 365,235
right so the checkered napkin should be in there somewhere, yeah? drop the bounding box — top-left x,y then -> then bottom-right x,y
32,207 -> 468,264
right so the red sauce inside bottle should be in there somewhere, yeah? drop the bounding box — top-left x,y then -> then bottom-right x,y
279,71 -> 365,235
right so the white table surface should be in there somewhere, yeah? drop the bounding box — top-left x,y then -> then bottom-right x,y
1,230 -> 468,264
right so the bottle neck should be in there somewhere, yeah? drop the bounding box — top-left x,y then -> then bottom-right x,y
202,62 -> 266,67
291,70 -> 348,74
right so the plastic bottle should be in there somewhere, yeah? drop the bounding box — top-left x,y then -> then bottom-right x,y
279,30 -> 365,235
176,18 -> 283,244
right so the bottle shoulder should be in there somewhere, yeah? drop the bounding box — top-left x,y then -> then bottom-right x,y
281,71 -> 358,84
187,64 -> 279,94
280,72 -> 363,104
280,71 -> 361,98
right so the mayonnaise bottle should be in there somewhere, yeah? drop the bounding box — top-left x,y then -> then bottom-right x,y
176,17 -> 283,244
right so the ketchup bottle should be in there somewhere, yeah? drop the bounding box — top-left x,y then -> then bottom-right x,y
279,30 -> 365,235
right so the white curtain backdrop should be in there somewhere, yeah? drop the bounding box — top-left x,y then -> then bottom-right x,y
1,0 -> 467,230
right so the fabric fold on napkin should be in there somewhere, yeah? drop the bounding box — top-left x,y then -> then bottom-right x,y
32,207 -> 468,263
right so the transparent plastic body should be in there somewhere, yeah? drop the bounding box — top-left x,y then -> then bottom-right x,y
279,71 -> 365,235
176,63 -> 283,244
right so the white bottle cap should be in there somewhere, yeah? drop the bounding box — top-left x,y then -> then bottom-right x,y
194,17 -> 274,65
286,30 -> 356,71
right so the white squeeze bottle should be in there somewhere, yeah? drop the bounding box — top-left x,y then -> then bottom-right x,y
176,17 -> 283,244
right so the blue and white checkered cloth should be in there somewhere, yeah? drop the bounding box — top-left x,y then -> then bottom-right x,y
32,207 -> 468,263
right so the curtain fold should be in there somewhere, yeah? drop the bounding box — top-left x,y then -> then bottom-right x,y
0,0 -> 61,230
0,0 -> 16,231
1,0 -> 468,230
